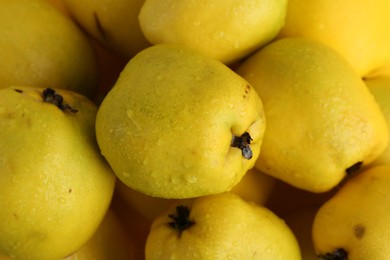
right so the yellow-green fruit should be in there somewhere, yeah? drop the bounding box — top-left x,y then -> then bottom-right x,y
236,37 -> 388,193
63,0 -> 150,58
278,0 -> 390,77
365,77 -> 390,167
145,192 -> 301,259
0,86 -> 116,260
139,0 -> 288,64
0,0 -> 98,98
312,165 -> 390,259
96,44 -> 266,199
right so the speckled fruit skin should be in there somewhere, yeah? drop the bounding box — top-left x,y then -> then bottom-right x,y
312,165 -> 390,259
237,37 -> 388,193
0,0 -> 98,98
62,0 -> 150,58
96,44 -> 266,199
139,0 -> 288,64
0,86 -> 116,260
145,192 -> 301,259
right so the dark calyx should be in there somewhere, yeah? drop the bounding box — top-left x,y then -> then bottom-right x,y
168,205 -> 195,237
319,248 -> 348,260
231,132 -> 253,160
42,88 -> 78,113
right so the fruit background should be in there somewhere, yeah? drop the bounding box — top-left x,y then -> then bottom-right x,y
1,0 -> 390,259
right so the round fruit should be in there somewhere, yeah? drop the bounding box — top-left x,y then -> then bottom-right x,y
96,44 -> 266,199
0,86 -> 116,260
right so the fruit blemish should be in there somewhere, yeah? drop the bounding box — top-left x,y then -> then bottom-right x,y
353,224 -> 365,239
243,84 -> 251,99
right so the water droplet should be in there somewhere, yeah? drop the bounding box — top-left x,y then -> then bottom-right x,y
122,172 -> 130,178
126,110 -> 134,118
126,110 -> 141,130
11,242 -> 21,251
228,103 -> 235,109
234,40 -> 240,49
58,197 -> 66,204
143,158 -> 149,166
157,138 -> 164,146
239,111 -> 247,117
185,175 -> 198,183
212,31 -> 225,40
169,177 -> 179,184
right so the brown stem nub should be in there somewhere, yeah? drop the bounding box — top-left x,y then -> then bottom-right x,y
346,161 -> 363,175
168,205 -> 195,236
231,132 -> 253,160
42,88 -> 78,113
319,248 -> 348,260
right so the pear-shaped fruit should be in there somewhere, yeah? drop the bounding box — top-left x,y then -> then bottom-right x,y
139,0 -> 288,64
145,192 -> 301,259
0,86 -> 116,260
0,0 -> 98,98
278,0 -> 390,77
236,37 -> 388,193
312,165 -> 390,259
96,44 -> 266,199
62,0 -> 150,58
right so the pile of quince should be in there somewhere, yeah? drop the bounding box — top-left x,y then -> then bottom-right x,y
1,0 -> 390,259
